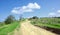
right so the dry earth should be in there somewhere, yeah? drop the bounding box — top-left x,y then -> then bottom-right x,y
20,20 -> 57,35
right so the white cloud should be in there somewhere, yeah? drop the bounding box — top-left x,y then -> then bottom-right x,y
48,10 -> 60,17
57,10 -> 60,13
49,13 -> 55,15
27,3 -> 40,9
49,12 -> 56,17
11,2 -> 40,14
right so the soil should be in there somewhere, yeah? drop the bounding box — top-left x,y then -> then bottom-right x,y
35,25 -> 60,35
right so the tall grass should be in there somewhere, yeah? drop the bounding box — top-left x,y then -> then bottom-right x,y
30,18 -> 60,29
0,21 -> 20,35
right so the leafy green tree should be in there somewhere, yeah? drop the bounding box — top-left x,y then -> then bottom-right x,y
32,16 -> 38,19
4,15 -> 15,24
28,16 -> 38,20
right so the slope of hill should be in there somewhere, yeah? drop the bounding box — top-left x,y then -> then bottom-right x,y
0,21 -> 19,35
30,17 -> 60,34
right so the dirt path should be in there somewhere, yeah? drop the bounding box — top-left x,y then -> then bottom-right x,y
8,20 -> 57,35
20,20 -> 57,35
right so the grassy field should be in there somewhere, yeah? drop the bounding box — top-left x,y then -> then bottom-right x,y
0,21 -> 20,35
0,17 -> 60,35
0,18 -> 26,35
30,17 -> 60,29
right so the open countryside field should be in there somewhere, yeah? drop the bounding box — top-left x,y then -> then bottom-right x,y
0,0 -> 60,35
0,19 -> 59,35
31,18 -> 60,29
30,17 -> 60,34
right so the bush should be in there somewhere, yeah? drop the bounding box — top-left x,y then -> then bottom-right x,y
4,15 -> 15,24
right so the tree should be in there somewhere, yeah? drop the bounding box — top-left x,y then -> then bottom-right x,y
32,16 -> 38,19
28,16 -> 38,20
4,15 -> 15,24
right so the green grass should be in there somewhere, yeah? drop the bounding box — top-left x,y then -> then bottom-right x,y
0,19 -> 26,35
30,18 -> 60,29
36,23 -> 60,29
0,21 -> 20,35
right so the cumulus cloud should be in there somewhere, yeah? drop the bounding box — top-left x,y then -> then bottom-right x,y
11,2 -> 40,14
57,10 -> 60,13
48,10 -> 60,17
27,3 -> 40,9
49,12 -> 56,16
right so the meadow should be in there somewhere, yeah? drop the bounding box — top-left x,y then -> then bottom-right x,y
0,16 -> 60,35
0,21 -> 20,35
30,17 -> 60,29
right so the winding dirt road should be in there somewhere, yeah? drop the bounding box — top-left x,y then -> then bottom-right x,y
20,20 -> 57,35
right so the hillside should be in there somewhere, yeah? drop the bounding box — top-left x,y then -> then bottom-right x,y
30,17 -> 60,34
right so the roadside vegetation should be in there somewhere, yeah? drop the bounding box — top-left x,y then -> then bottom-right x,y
0,15 -> 60,35
29,16 -> 60,29
0,15 -> 22,35
0,21 -> 19,35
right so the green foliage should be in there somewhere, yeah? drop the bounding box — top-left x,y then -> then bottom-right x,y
0,21 -> 19,35
28,16 -> 38,20
0,22 -> 5,27
32,16 -> 38,19
4,15 -> 15,24
31,17 -> 60,29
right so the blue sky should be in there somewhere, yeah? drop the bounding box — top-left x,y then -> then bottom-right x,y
0,0 -> 60,22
